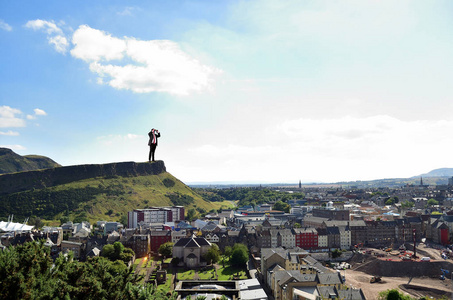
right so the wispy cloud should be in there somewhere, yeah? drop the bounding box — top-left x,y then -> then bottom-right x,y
26,108 -> 47,120
0,130 -> 20,136
117,6 -> 139,16
0,144 -> 26,151
96,133 -> 144,146
25,19 -> 69,54
0,19 -> 12,31
71,25 -> 220,95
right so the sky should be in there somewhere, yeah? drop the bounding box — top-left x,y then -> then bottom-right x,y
1,0 -> 453,184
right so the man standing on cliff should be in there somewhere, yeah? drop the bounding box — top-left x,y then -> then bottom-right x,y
148,128 -> 161,162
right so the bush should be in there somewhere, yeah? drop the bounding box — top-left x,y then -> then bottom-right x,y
162,178 -> 175,188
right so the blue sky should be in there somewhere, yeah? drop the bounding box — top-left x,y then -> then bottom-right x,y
2,0 -> 453,183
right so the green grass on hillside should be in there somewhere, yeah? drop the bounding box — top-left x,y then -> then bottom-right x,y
0,171 -> 233,224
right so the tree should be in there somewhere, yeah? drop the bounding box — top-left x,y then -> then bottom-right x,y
102,242 -> 135,264
331,249 -> 342,258
401,201 -> 414,209
102,244 -> 115,259
427,198 -> 439,206
158,242 -> 174,258
204,244 -> 220,265
119,214 -> 128,226
385,198 -> 396,206
186,208 -> 197,221
28,216 -> 43,229
294,222 -> 302,228
273,200 -> 290,213
224,246 -> 233,258
0,241 -> 154,300
378,288 -> 415,300
60,216 -> 70,225
230,243 -> 248,267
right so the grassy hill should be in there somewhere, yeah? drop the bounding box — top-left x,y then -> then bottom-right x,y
0,148 -> 61,174
0,161 -> 233,225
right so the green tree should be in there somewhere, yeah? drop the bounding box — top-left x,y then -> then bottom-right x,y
204,244 -> 221,265
385,198 -> 396,206
331,249 -> 342,258
0,241 -> 153,300
273,200 -> 290,213
28,215 -> 43,229
230,243 -> 248,267
102,244 -> 115,259
60,216 -> 70,225
224,246 -> 233,258
294,222 -> 302,228
158,242 -> 174,258
102,242 -> 135,264
186,208 -> 197,221
378,288 -> 415,300
427,198 -> 439,206
119,214 -> 128,226
401,201 -> 414,209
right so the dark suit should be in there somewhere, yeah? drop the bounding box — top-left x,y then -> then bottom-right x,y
148,130 -> 161,161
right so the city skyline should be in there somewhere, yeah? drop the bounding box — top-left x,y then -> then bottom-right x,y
2,1 -> 453,183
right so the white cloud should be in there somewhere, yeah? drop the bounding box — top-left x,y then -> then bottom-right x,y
180,115 -> 453,182
0,131 -> 19,136
71,25 -> 126,62
34,108 -> 47,116
71,25 -> 220,95
0,19 -> 12,31
0,106 -> 25,128
48,35 -> 69,54
0,145 -> 26,151
117,6 -> 138,16
97,133 -> 145,146
26,108 -> 47,120
25,19 -> 68,54
25,19 -> 62,34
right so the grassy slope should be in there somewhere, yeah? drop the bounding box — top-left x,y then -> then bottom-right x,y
45,171 -> 232,224
0,148 -> 60,174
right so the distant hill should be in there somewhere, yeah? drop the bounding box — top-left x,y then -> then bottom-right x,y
416,168 -> 453,178
0,148 -> 61,174
0,160 -> 232,224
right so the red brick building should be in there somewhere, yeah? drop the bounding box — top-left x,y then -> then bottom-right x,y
149,230 -> 172,253
294,228 -> 318,250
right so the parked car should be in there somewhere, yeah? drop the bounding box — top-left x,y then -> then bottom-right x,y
420,257 -> 431,262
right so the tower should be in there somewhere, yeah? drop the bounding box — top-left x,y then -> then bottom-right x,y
299,180 -> 301,189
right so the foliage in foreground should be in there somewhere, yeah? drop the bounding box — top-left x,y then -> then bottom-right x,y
378,288 -> 448,300
0,241 -> 174,300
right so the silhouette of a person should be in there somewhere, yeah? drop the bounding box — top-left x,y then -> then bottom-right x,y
148,128 -> 161,161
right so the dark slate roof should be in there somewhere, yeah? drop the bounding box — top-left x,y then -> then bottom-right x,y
202,222 -> 218,231
338,288 -> 366,300
441,215 -> 453,222
185,239 -> 200,248
316,228 -> 328,235
195,237 -> 211,246
317,273 -> 342,285
317,286 -> 337,299
382,221 -> 397,227
187,253 -> 197,259
327,227 -> 340,235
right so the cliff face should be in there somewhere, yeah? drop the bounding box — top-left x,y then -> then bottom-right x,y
0,161 -> 166,195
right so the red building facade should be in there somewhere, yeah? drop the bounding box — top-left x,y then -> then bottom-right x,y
294,228 -> 318,250
149,230 -> 172,253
